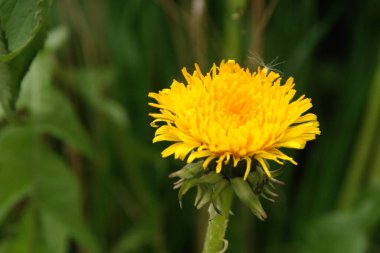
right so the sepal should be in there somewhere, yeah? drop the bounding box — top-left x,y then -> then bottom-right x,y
170,160 -> 286,220
231,178 -> 267,220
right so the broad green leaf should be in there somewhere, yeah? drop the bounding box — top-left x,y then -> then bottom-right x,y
35,150 -> 99,253
0,33 -> 12,118
17,50 -> 93,157
0,125 -> 99,253
297,211 -> 367,253
0,206 -> 38,253
297,181 -> 380,253
0,0 -> 51,117
0,62 -> 12,120
0,126 -> 34,223
40,211 -> 68,253
8,28 -> 47,96
0,0 -> 52,62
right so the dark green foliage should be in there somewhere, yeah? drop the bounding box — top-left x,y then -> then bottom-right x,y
0,0 -> 379,252
0,0 -> 51,111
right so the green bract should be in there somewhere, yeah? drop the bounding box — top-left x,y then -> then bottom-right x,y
169,160 -> 285,220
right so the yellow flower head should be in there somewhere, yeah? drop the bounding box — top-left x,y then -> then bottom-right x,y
149,60 -> 320,180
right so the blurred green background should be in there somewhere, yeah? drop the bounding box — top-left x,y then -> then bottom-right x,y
0,0 -> 379,252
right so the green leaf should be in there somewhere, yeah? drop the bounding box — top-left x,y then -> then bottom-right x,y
17,50 -> 93,157
297,211 -> 367,253
0,32 -> 12,118
0,126 -> 34,223
0,62 -> 12,121
0,206 -> 40,253
0,0 -> 51,116
297,180 -> 380,253
8,28 -> 47,96
35,149 -> 99,253
0,125 -> 99,253
40,211 -> 68,253
0,0 -> 52,62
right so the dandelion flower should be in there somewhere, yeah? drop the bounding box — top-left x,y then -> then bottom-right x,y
149,60 -> 320,180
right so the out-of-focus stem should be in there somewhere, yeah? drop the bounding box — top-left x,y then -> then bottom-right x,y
249,0 -> 278,56
224,0 -> 247,60
369,132 -> 380,180
189,0 -> 206,67
367,54 -> 380,181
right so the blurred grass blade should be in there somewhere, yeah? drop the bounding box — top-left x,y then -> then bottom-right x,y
65,67 -> 129,127
112,225 -> 151,253
338,51 -> 380,209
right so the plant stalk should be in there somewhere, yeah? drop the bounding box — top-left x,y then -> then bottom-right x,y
202,187 -> 233,253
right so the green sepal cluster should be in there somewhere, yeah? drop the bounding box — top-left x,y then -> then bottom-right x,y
171,161 -> 227,210
169,160 -> 285,220
246,164 -> 285,203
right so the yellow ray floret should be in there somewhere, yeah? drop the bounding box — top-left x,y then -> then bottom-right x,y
149,60 -> 320,179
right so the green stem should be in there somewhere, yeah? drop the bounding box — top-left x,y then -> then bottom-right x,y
202,187 -> 233,253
